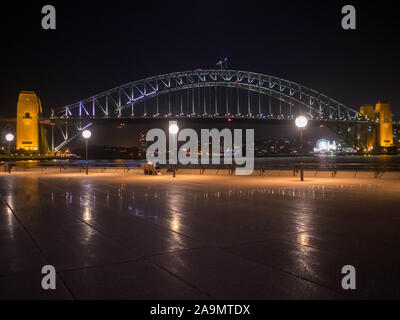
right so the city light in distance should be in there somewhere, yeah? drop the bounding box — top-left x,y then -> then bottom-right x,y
318,140 -> 328,151
314,139 -> 337,153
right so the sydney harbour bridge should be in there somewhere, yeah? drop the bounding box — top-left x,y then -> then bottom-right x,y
11,69 -> 397,153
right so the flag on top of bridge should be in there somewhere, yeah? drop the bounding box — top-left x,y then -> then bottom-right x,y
217,57 -> 228,69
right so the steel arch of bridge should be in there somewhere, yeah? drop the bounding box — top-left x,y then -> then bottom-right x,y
56,69 -> 361,121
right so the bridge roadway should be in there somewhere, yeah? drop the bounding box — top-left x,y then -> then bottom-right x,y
41,116 -> 375,124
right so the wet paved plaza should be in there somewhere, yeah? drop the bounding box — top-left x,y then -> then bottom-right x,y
1,171 -> 400,299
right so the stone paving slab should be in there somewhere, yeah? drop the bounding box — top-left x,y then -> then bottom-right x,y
1,172 -> 399,299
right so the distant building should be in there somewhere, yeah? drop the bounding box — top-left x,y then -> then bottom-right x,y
138,132 -> 148,158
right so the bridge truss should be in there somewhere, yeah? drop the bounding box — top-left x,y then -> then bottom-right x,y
47,69 -> 367,151
55,69 -> 362,120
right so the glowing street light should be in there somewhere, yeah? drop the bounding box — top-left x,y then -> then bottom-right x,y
82,129 -> 92,139
82,129 -> 91,175
169,122 -> 179,177
5,133 -> 14,174
169,123 -> 179,135
5,133 -> 14,142
295,116 -> 308,181
295,115 -> 308,128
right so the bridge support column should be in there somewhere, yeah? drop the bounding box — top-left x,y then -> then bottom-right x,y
16,91 -> 41,151
375,102 -> 394,148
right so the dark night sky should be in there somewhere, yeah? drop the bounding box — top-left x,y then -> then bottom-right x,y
1,1 -> 399,145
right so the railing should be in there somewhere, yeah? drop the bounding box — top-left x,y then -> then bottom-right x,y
2,161 -> 400,178
1,161 -> 143,173
291,162 -> 400,178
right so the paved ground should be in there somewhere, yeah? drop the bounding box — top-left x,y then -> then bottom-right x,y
0,171 -> 399,299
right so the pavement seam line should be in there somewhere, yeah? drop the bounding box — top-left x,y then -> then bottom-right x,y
0,195 -> 77,300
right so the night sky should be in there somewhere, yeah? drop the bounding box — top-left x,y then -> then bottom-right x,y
1,1 -> 399,146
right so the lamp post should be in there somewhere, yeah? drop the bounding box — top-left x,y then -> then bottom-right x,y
82,129 -> 91,175
169,122 -> 179,178
295,116 -> 308,181
5,133 -> 14,174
